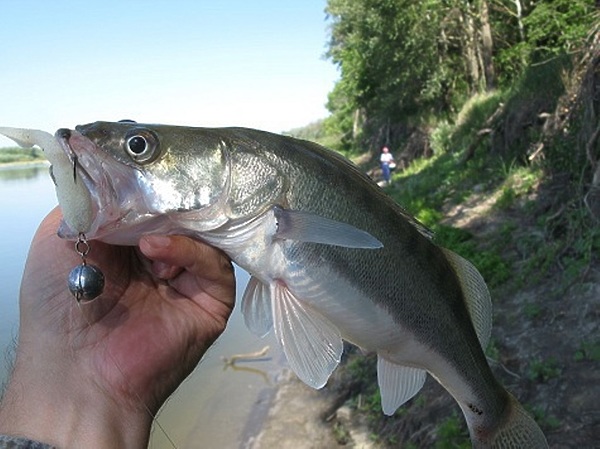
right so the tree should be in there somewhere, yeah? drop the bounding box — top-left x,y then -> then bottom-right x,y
326,0 -> 456,120
324,0 -> 596,151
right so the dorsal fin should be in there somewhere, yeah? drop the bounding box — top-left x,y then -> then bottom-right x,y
395,205 -> 434,240
442,248 -> 492,348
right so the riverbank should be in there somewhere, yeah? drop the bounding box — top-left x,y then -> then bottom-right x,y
240,349 -> 381,449
236,176 -> 600,448
242,369 -> 356,449
0,160 -> 49,170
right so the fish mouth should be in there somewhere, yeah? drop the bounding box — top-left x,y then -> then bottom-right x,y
55,128 -> 118,240
55,127 -> 165,245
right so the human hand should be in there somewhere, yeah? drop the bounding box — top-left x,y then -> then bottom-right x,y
0,208 -> 235,448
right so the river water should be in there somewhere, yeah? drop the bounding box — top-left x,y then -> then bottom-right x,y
0,164 -> 283,448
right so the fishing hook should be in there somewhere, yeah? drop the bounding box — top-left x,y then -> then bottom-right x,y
72,153 -> 78,182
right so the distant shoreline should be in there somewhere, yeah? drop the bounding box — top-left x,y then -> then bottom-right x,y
0,160 -> 49,170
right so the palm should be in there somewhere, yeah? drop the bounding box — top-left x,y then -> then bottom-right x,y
19,209 -> 235,414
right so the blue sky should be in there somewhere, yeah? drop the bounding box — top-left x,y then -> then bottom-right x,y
0,0 -> 338,147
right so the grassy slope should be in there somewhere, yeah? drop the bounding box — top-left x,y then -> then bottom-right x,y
353,141 -> 599,448
292,56 -> 600,448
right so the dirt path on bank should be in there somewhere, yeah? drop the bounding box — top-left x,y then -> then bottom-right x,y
242,370 -> 343,449
242,366 -> 384,449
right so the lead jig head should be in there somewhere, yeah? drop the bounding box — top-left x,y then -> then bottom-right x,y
68,263 -> 105,302
67,233 -> 105,302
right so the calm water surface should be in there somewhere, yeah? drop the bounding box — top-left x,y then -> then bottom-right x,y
0,164 -> 57,382
0,166 -> 283,448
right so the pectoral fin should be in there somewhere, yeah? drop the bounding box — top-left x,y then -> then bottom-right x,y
273,206 -> 383,249
241,276 -> 273,337
377,355 -> 426,416
272,281 -> 343,389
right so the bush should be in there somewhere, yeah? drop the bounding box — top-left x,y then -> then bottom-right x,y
0,147 -> 45,164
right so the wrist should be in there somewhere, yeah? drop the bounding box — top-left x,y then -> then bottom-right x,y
0,342 -> 152,449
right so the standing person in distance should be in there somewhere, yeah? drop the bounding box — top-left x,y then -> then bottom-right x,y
380,146 -> 396,185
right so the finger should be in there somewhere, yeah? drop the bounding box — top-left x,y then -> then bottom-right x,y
134,243 -> 184,280
139,235 -> 235,322
139,235 -> 233,281
150,261 -> 184,280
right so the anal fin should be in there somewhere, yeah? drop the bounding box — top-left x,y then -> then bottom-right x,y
377,355 -> 426,416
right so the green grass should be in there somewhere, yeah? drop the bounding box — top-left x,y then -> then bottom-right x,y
529,405 -> 561,431
379,83 -> 599,294
574,340 -> 600,362
515,204 -> 600,290
527,357 -> 562,383
523,302 -> 543,320
493,162 -> 542,211
434,413 -> 470,449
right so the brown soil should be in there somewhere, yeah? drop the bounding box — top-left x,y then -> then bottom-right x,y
245,188 -> 600,449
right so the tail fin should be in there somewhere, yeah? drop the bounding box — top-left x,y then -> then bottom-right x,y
473,394 -> 548,449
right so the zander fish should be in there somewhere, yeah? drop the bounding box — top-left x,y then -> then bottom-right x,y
0,122 -> 548,448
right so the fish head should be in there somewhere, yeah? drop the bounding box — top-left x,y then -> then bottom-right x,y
57,121 -> 230,244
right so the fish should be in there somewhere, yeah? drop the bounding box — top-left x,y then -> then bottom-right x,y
0,122 -> 548,448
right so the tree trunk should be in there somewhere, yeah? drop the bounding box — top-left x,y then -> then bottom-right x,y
479,0 -> 496,90
513,0 -> 525,42
352,108 -> 364,140
459,5 -> 480,92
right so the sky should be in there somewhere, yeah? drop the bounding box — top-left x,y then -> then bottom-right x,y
0,0 -> 338,147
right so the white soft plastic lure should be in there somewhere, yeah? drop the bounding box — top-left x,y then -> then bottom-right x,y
0,127 -> 92,233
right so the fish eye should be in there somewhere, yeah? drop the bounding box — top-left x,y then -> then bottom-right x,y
128,135 -> 147,154
124,129 -> 160,164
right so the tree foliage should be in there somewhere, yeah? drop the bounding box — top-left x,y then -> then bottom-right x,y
326,0 -> 454,123
324,0 -> 597,151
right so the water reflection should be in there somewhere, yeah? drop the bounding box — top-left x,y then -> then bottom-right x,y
0,166 -> 57,387
0,164 -> 49,181
223,362 -> 273,386
0,166 -> 285,449
151,268 -> 283,449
